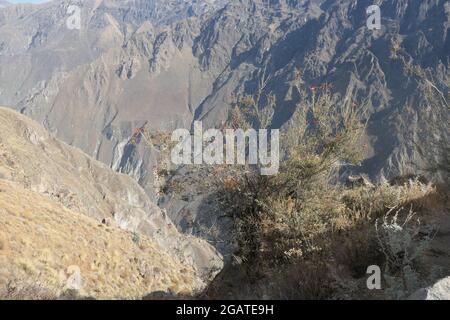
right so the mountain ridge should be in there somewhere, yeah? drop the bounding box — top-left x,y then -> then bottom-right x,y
0,178 -> 201,299
0,0 -> 448,259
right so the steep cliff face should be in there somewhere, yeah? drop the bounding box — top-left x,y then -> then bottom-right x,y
0,0 -> 227,201
0,0 -> 448,256
0,107 -> 223,286
191,0 -> 449,179
0,0 -> 447,177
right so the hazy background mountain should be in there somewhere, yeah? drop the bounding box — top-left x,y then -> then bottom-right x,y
0,0 -> 449,257
0,1 -> 11,9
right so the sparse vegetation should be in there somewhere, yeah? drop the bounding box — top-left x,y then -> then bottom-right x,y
1,0 -> 449,302
391,39 -> 450,186
0,179 -> 201,300
215,80 -> 361,265
1,279 -> 58,300
201,74 -> 448,299
375,207 -> 436,299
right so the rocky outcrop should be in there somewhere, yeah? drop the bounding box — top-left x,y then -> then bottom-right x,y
0,107 -> 223,286
409,277 -> 450,300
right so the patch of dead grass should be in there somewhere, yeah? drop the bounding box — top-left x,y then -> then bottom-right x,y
0,179 -> 201,299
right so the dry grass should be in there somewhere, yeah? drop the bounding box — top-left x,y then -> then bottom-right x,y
0,179 -> 201,300
343,179 -> 438,221
0,231 -> 7,251
203,80 -> 449,299
205,174 -> 446,299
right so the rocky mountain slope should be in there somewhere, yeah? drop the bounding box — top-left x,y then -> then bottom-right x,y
0,0 -> 447,175
0,107 -> 223,296
0,179 -> 200,299
0,0 -> 448,259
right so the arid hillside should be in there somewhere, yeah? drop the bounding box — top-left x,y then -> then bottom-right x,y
0,107 -> 223,298
0,179 -> 199,299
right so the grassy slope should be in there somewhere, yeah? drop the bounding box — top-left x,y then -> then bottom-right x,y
0,179 -> 200,299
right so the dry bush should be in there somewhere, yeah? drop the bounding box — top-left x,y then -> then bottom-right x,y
336,178 -> 436,275
260,258 -> 334,300
375,207 -> 439,299
0,279 -> 57,300
333,225 -> 383,278
375,208 -> 430,274
0,232 -> 7,251
207,69 -> 446,299
202,254 -> 333,300
343,179 -> 436,221
210,76 -> 367,299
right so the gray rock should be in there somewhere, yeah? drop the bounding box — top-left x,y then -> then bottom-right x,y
409,277 -> 450,300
